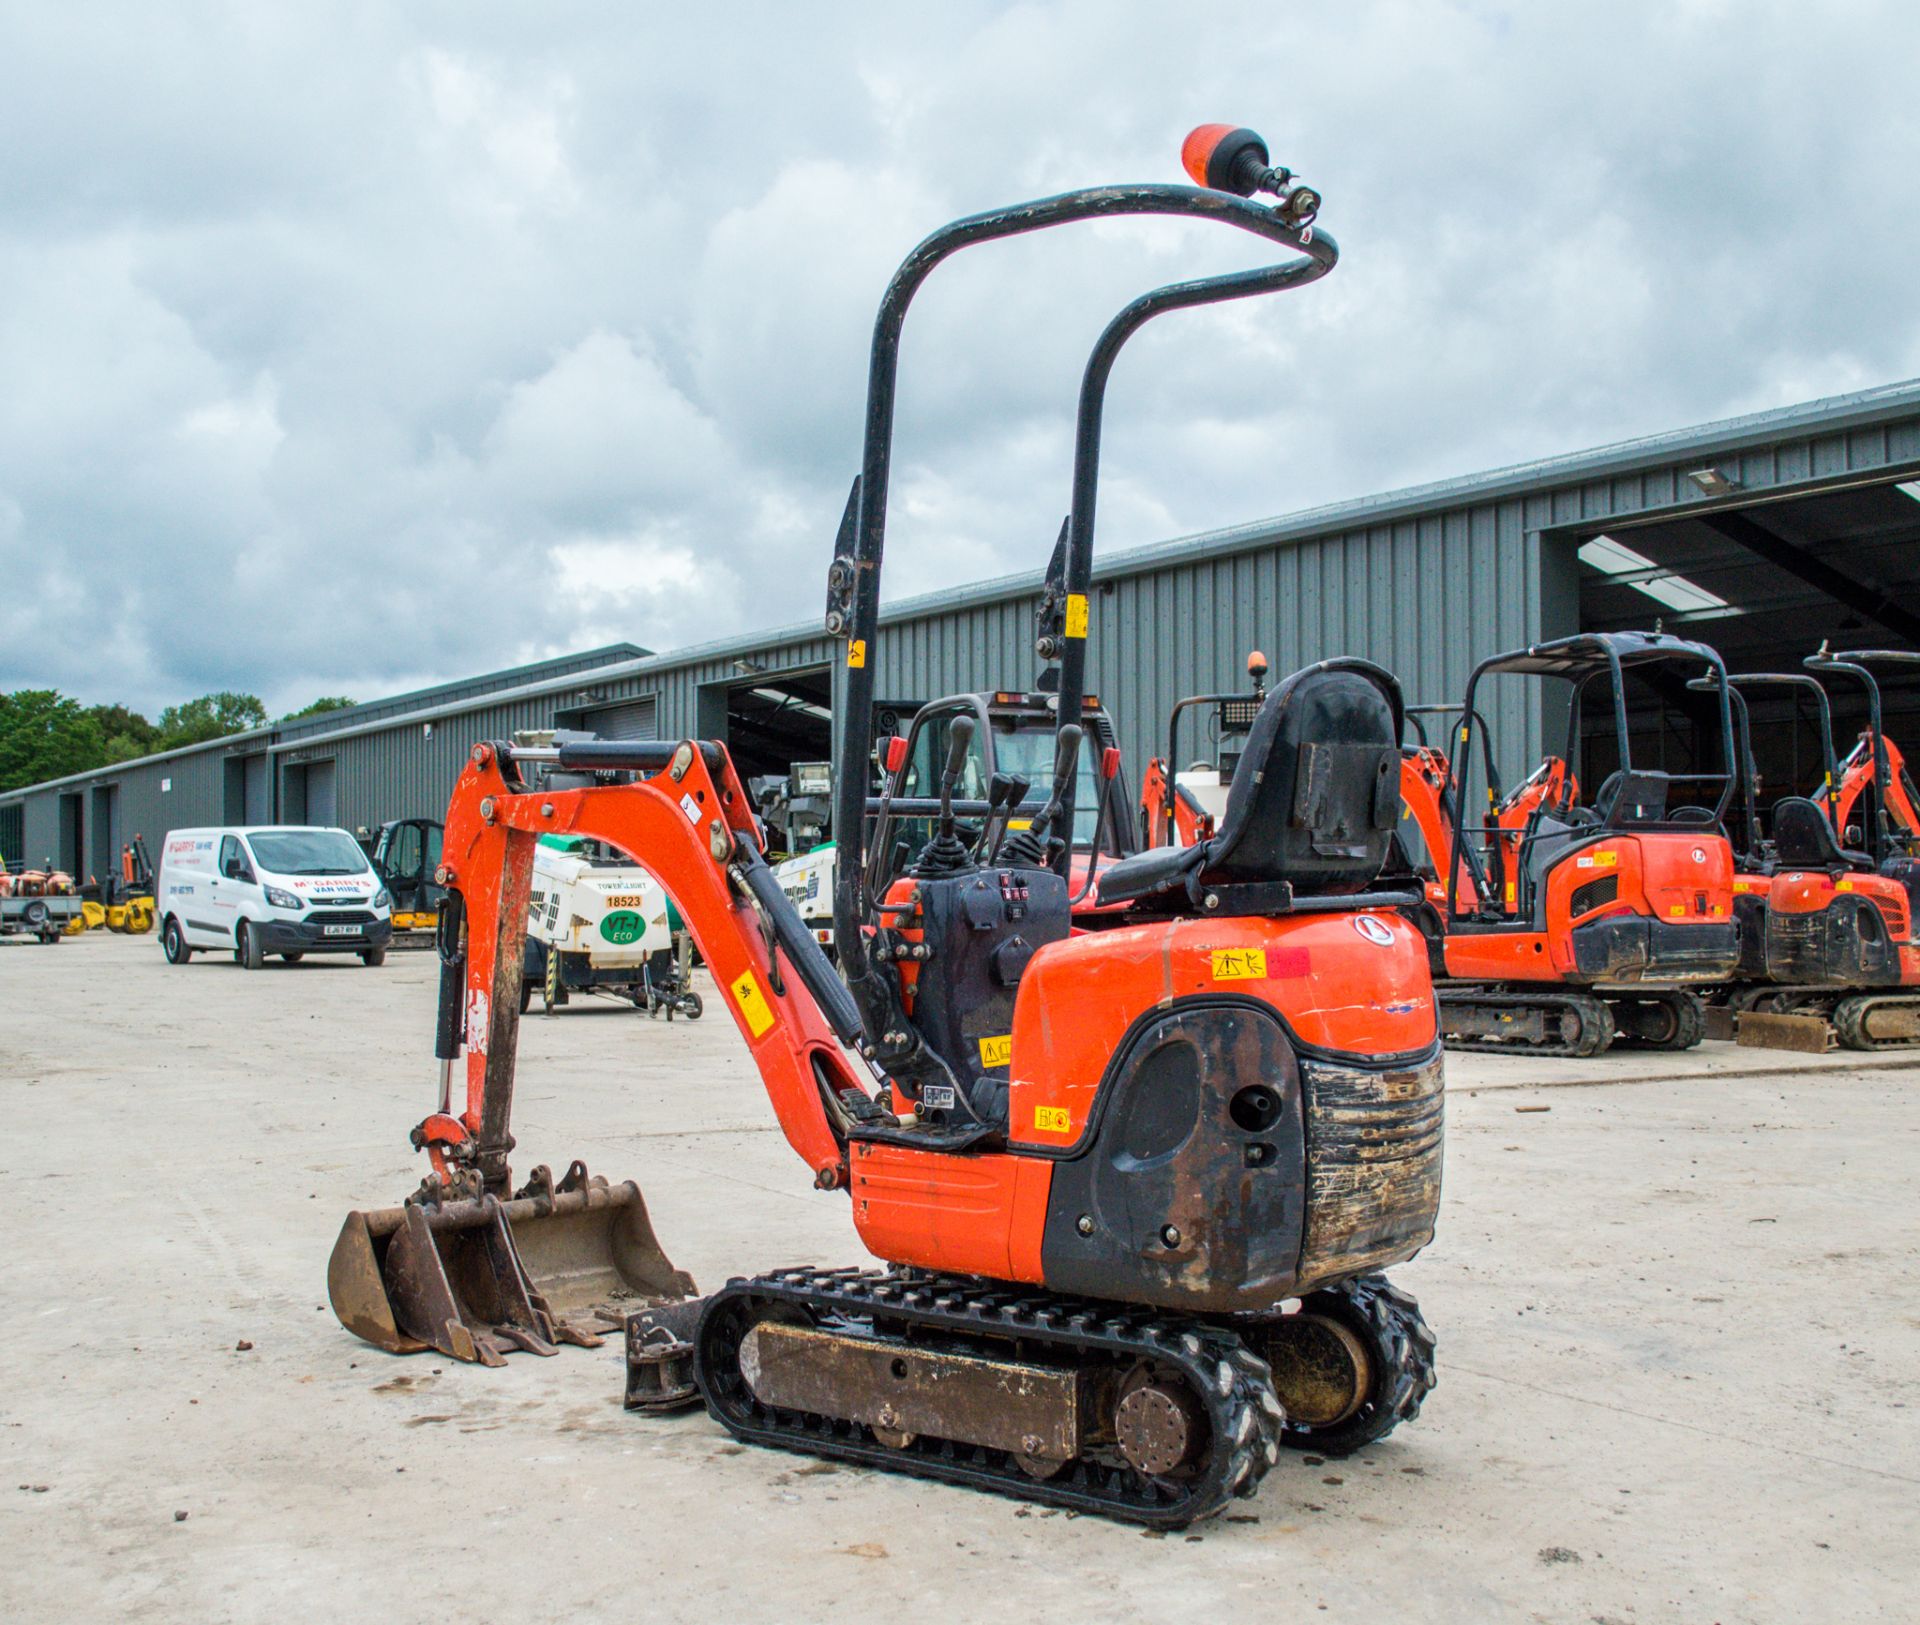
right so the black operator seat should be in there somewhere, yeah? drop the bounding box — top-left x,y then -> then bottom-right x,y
1770,796 -> 1872,870
1098,661 -> 1402,910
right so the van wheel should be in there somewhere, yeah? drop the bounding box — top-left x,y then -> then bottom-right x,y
360,947 -> 387,967
163,917 -> 192,964
280,952 -> 304,964
236,920 -> 264,970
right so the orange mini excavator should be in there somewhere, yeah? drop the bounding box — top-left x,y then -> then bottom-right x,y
1395,631 -> 1741,1056
1821,647 -> 1920,853
1712,647 -> 1920,1050
331,128 -> 1446,1527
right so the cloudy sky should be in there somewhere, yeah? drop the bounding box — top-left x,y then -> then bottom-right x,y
2,2 -> 1913,716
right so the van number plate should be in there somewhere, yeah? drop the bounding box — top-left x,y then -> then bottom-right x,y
323,924 -> 361,937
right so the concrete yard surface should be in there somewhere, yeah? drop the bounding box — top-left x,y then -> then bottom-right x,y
3,933 -> 1918,1623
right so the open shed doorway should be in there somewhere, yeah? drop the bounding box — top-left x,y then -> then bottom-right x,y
1569,472 -> 1920,826
717,667 -> 834,781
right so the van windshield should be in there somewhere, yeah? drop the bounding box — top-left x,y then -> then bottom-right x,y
246,830 -> 371,877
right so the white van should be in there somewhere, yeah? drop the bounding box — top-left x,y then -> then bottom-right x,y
157,825 -> 394,968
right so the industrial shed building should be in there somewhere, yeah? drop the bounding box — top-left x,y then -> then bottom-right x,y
5,377 -> 1918,876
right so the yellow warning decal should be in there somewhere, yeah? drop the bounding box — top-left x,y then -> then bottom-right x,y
978,1034 -> 1013,1068
1210,947 -> 1267,981
1034,1105 -> 1071,1134
846,639 -> 866,669
1669,906 -> 1686,917
729,969 -> 776,1038
1593,850 -> 1618,867
1005,818 -> 1031,831
1836,880 -> 1854,892
1064,593 -> 1089,639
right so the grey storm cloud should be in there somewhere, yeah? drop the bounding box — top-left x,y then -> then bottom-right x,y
1,1 -> 1915,715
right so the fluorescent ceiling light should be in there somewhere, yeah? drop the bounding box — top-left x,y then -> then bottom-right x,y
1896,480 -> 1920,502
1579,534 -> 1734,615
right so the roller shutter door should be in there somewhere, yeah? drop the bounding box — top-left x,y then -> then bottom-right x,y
580,698 -> 657,740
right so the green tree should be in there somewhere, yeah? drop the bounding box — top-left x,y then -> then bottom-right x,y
155,691 -> 268,750
0,690 -> 107,792
280,696 -> 357,722
89,702 -> 158,764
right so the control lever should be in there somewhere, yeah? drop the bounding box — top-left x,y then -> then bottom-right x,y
983,771 -> 1031,863
913,717 -> 977,877
937,716 -> 976,841
998,724 -> 1082,868
1035,723 -> 1084,840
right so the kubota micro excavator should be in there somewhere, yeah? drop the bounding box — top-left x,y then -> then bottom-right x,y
1394,630 -> 1741,1057
330,126 -> 1447,1527
1705,647 -> 1920,1050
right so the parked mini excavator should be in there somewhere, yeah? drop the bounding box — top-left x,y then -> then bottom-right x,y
1138,648 -> 1271,849
331,126 -> 1446,1527
1824,648 -> 1920,854
1395,630 -> 1741,1056
1705,648 -> 1920,1050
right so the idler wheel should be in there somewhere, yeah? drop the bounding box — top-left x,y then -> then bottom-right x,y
1263,1312 -> 1371,1430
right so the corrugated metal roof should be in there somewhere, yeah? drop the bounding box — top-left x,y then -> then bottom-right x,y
583,374 -> 1920,671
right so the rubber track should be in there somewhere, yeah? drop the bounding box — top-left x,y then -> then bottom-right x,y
1437,988 -> 1615,1058
1834,992 -> 1920,1051
1739,987 -> 1920,1051
693,1266 -> 1283,1528
1609,990 -> 1706,1052
1275,1272 -> 1436,1456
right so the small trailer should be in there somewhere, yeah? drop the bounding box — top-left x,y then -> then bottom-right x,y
0,864 -> 84,943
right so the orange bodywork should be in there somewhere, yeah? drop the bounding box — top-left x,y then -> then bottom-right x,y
1836,735 -> 1920,842
846,905 -> 1437,1284
1399,746 -> 1735,983
435,735 -> 1437,1294
1439,833 -> 1733,982
1768,868 -> 1920,981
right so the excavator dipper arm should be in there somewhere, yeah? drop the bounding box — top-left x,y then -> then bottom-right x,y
428,738 -> 872,1196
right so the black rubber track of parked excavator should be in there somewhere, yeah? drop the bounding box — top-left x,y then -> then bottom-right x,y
1834,992 -> 1920,1050
1607,990 -> 1706,1052
1269,1271 -> 1437,1457
692,1265 -> 1283,1528
1437,988 -> 1615,1058
1735,987 -> 1920,1051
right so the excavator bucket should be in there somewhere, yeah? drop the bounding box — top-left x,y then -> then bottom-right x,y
328,1163 -> 695,1367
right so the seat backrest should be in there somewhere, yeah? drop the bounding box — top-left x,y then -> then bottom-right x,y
1203,665 -> 1401,894
1595,769 -> 1670,826
1771,795 -> 1850,869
